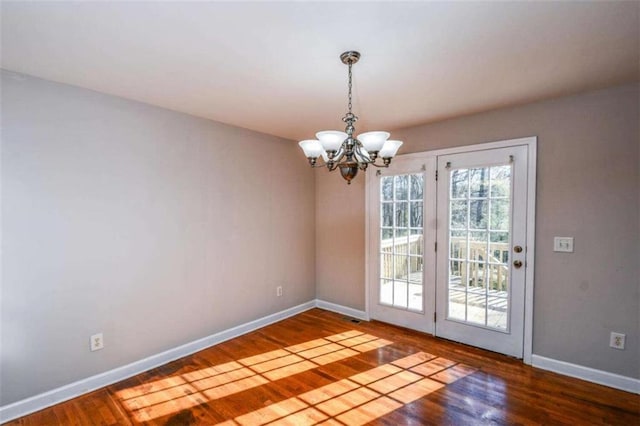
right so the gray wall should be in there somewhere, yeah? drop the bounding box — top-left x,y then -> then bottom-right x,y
2,71 -> 638,408
315,83 -> 639,379
0,71 -> 316,405
315,174 -> 366,310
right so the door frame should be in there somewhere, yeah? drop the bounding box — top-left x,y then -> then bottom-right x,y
365,136 -> 537,364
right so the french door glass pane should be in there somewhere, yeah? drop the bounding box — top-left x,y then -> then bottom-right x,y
410,175 -> 423,199
410,201 -> 423,228
396,202 -> 408,227
447,164 -> 511,330
382,178 -> 394,201
379,173 -> 424,313
380,279 -> 393,305
395,175 -> 408,200
382,203 -> 393,226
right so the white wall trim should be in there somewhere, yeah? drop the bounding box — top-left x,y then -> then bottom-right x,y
315,299 -> 370,321
522,138 -> 537,365
0,300 -> 316,423
532,354 -> 640,394
395,137 -> 536,160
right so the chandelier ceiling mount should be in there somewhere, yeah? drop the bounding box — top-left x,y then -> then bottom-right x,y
340,50 -> 361,66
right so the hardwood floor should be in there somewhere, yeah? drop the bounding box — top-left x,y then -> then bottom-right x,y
6,308 -> 640,425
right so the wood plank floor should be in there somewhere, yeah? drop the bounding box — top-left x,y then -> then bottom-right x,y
6,308 -> 640,425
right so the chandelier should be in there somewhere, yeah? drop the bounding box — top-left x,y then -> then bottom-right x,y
298,51 -> 403,184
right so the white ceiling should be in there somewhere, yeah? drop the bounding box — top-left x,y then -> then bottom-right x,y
2,1 -> 638,141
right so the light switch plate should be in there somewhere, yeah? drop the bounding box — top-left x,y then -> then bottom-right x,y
554,237 -> 574,253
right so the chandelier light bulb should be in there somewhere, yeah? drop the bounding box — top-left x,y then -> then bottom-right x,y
298,140 -> 325,158
316,131 -> 348,152
357,131 -> 390,153
379,140 -> 403,158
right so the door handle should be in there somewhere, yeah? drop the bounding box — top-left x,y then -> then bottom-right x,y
514,245 -> 523,253
513,260 -> 523,269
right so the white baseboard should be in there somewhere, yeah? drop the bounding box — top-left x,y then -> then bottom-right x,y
0,300 -> 316,423
9,303 -> 636,423
531,354 -> 640,394
315,299 -> 369,321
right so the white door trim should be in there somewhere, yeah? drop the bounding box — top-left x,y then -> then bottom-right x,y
365,136 -> 537,364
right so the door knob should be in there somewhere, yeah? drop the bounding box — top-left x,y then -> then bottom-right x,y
514,245 -> 523,253
513,260 -> 523,268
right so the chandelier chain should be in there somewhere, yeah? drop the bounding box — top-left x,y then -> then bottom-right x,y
347,62 -> 353,114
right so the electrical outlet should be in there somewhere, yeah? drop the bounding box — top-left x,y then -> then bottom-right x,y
609,332 -> 625,350
276,286 -> 283,297
90,333 -> 104,352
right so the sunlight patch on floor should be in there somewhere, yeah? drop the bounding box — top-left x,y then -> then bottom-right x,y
116,330 -> 392,422
218,352 -> 476,426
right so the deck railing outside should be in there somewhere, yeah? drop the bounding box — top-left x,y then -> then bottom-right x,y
450,238 -> 509,292
380,236 -> 509,291
380,235 -> 423,282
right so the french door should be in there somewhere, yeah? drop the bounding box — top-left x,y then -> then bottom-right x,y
367,156 -> 435,333
435,145 -> 528,357
367,139 -> 535,359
